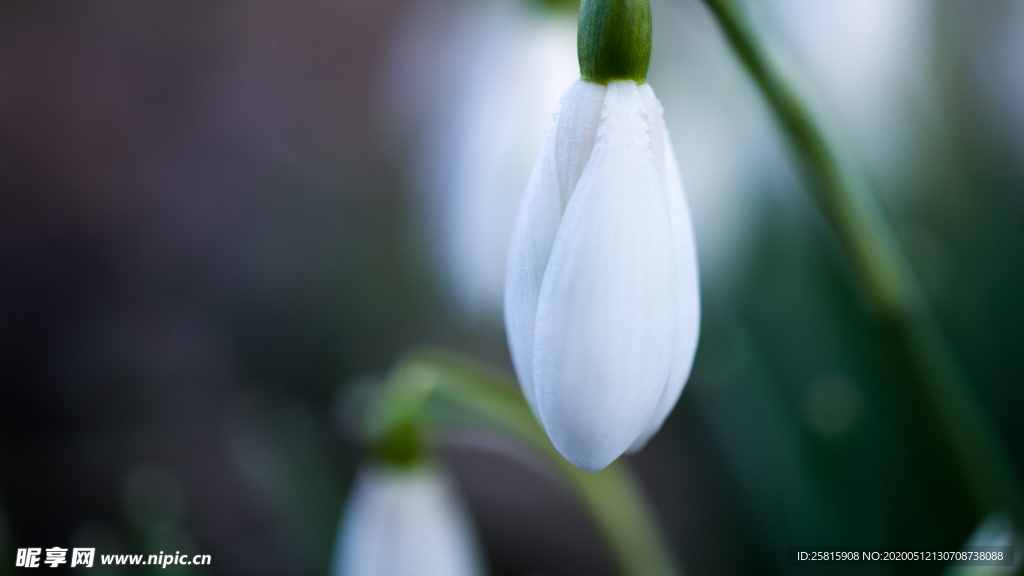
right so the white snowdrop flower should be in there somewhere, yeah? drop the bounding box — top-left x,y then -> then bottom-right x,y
330,464 -> 486,576
504,0 -> 700,472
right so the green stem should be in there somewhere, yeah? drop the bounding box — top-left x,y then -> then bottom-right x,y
367,348 -> 683,576
700,0 -> 1024,523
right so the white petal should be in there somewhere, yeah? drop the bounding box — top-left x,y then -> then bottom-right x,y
533,81 -> 679,472
503,100 -> 561,418
555,81 -> 607,210
628,85 -> 702,452
332,465 -> 485,576
637,84 -> 665,179
504,80 -> 605,416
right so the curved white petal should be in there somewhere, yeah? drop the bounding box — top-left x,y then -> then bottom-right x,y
503,100 -> 562,417
627,89 -> 702,451
504,80 -> 605,417
533,81 -> 679,472
332,465 -> 485,576
555,81 -> 607,210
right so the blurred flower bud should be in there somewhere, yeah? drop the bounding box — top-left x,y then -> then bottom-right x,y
383,0 -> 579,323
504,0 -> 700,473
945,514 -> 1020,576
331,463 -> 486,576
765,0 -> 933,181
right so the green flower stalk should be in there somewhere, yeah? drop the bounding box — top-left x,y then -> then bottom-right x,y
701,0 -> 1024,524
365,349 -> 684,576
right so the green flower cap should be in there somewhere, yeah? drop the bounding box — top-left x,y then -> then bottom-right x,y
371,421 -> 423,467
577,0 -> 652,84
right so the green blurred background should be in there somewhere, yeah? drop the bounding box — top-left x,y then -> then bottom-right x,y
0,0 -> 1021,574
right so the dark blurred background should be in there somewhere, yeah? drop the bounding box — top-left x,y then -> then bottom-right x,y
1,0 -> 1022,575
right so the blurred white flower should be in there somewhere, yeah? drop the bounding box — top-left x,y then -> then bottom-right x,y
944,514 -> 1020,576
504,79 -> 700,472
330,464 -> 485,576
383,0 -> 578,322
762,0 -> 934,181
957,2 -> 1024,161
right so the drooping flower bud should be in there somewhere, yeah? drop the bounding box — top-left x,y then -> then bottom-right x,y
331,464 -> 486,576
504,0 -> 700,473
